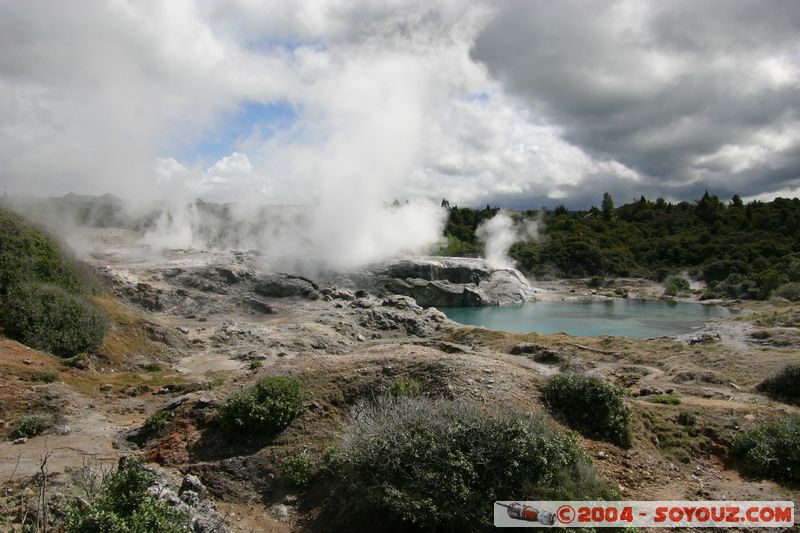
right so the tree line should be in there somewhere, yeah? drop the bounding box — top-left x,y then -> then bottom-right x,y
438,192 -> 800,299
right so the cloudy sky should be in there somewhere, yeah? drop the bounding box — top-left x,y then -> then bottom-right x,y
1,0 -> 799,209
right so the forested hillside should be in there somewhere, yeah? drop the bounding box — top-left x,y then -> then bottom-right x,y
440,193 -> 800,299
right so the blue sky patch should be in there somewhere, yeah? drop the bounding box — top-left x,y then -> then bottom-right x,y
469,92 -> 490,103
173,100 -> 299,165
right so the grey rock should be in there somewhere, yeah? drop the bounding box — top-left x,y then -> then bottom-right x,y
270,504 -> 290,518
383,278 -> 484,307
321,286 -> 356,300
180,490 -> 201,506
241,297 -> 275,314
478,268 -> 539,305
180,474 -> 207,498
118,282 -> 164,311
255,274 -> 320,300
168,265 -> 255,295
383,258 -> 491,284
367,257 -> 538,307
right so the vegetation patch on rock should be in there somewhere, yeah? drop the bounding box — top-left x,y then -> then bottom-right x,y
326,395 -> 612,530
0,207 -> 106,356
757,364 -> 800,402
3,282 -> 107,357
218,376 -> 306,436
64,458 -> 189,533
10,413 -> 55,439
731,415 -> 800,482
280,453 -> 317,487
663,275 -> 691,297
389,377 -> 422,398
543,374 -> 632,447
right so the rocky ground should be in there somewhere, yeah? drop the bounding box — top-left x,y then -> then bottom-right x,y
1,240 -> 799,531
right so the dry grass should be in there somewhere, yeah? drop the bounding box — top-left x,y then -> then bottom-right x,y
90,292 -> 176,368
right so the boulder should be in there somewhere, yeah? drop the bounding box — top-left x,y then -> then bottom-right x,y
382,278 -> 484,307
372,257 -> 538,307
254,274 -> 320,300
383,257 -> 491,285
180,474 -> 207,499
478,268 -> 539,305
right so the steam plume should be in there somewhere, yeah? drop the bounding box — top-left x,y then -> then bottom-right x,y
476,210 -> 540,269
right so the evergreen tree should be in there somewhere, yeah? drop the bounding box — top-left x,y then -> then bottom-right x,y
601,193 -> 615,221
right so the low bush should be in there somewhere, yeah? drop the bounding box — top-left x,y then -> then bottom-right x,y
774,282 -> 800,302
731,415 -> 800,482
64,457 -> 188,532
326,395 -> 612,530
34,371 -> 59,383
141,410 -> 174,435
677,412 -> 698,426
646,394 -> 681,405
587,276 -> 604,289
0,207 -> 107,357
281,453 -> 316,487
664,275 -> 691,297
0,208 -> 83,297
218,376 -> 305,435
757,364 -> 800,401
3,282 -> 106,357
202,378 -> 224,390
10,414 -> 54,439
389,377 -> 421,398
543,374 -> 632,447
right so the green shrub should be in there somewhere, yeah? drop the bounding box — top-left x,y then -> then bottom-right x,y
3,282 -> 106,357
757,364 -> 800,401
731,415 -> 800,482
64,457 -> 188,533
248,360 -> 263,371
389,377 -> 421,398
646,394 -> 681,405
281,453 -> 316,487
677,412 -> 698,426
10,414 -> 54,439
757,270 -> 784,299
664,275 -> 691,297
218,376 -> 306,435
326,395 -> 611,530
141,410 -> 174,435
587,276 -> 604,289
543,374 -> 632,447
0,207 -> 107,356
143,362 -> 162,372
774,282 -> 800,302
0,208 -> 83,297
34,371 -> 59,383
202,378 -> 224,390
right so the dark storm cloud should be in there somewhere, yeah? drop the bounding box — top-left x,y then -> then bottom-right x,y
472,0 -> 800,204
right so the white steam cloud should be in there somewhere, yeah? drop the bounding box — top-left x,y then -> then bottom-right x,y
2,0 -> 696,273
476,210 -> 540,269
